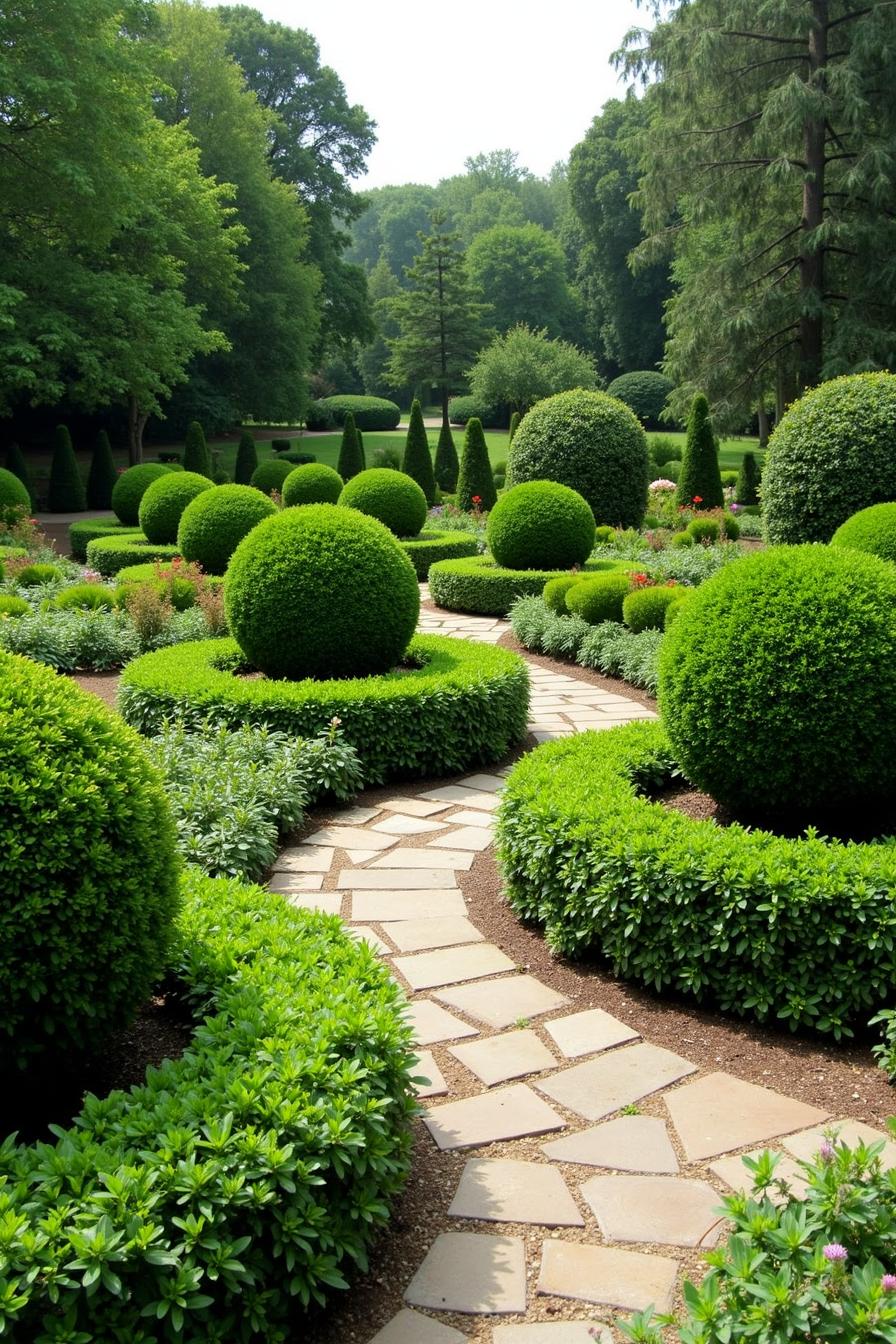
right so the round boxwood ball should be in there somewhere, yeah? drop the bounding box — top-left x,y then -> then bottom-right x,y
831,502 -> 896,564
338,468 -> 428,537
508,389 -> 649,528
111,463 -> 173,526
565,571 -> 631,624
763,372 -> 896,543
622,585 -> 679,632
658,545 -> 896,817
283,462 -> 344,507
543,574 -> 583,613
0,650 -> 181,1069
177,483 -> 277,575
487,480 -> 595,570
138,470 -> 214,543
250,457 -> 294,496
225,503 -> 420,680
0,466 -> 30,515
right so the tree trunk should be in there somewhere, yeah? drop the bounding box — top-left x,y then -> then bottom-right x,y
757,401 -> 770,448
127,393 -> 147,466
799,0 -> 827,390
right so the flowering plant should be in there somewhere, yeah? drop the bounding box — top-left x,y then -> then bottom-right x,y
649,478 -> 677,492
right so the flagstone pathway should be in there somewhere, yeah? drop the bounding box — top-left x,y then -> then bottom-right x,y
270,598 -> 896,1342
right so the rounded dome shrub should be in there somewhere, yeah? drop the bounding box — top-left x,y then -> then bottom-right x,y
565,571 -> 632,624
250,458 -> 294,497
53,583 -> 116,611
623,585 -> 679,632
508,389 -> 649,528
178,483 -> 277,575
0,595 -> 29,618
658,545 -> 896,816
282,463 -> 344,507
543,574 -> 584,613
225,503 -> 420,680
487,481 -> 595,570
0,466 -> 31,516
763,373 -> 896,543
339,468 -> 428,537
111,463 -> 173,526
138,470 -> 214,543
17,563 -> 63,586
831,502 -> 896,563
0,651 -> 180,1068
606,371 -> 676,428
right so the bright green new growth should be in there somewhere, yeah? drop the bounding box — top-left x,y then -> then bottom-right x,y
339,468 -> 428,537
0,466 -> 31,515
233,431 -> 258,485
336,410 -> 365,481
623,585 -> 679,632
831,502 -> 896,564
565,571 -> 632,624
487,481 -> 595,570
178,483 -> 277,574
111,463 -> 173,525
47,424 -> 86,512
543,574 -> 583,613
182,420 -> 212,478
508,410 -> 521,443
138,471 -> 214,544
676,394 -> 723,509
282,463 -> 344,507
434,421 -> 459,492
401,398 -> 436,503
456,417 -> 498,511
0,595 -> 29,617
86,430 -> 116,509
16,563 -> 63,587
249,457 -> 293,496
5,443 -> 34,506
53,583 -> 116,611
735,451 -> 760,505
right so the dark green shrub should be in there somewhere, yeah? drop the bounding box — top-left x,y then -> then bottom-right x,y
565,571 -> 632,624
47,424 -> 86,512
304,399 -> 336,430
676,393 -> 724,509
487,481 -> 595,570
249,457 -> 293,496
831,502 -> 896,563
401,398 -> 436,503
53,583 -> 116,611
659,545 -> 896,817
156,451 -> 181,465
0,595 -> 29,617
508,410 -> 521,443
138,470 -> 214,544
339,468 -> 428,537
5,442 -> 34,505
687,516 -> 720,543
271,438 -> 292,453
69,519 -> 141,561
17,563 -> 63,586
0,465 -> 31,517
649,434 -> 682,467
763,373 -> 896,543
86,430 -> 117,509
182,419 -> 212,477
430,554 -> 627,616
233,430 -> 257,485
225,503 -> 420,680
736,450 -> 761,505
622,584 -> 679,632
447,394 -> 500,427
310,394 -> 401,431
85,535 -> 181,576
178,483 -> 277,574
282,462 -> 344,506
543,574 -> 583,613
111,463 -> 173,525
457,417 -> 498,512
399,529 -> 479,579
336,411 -> 364,481
356,429 -> 366,468
276,450 -> 317,465
0,651 -> 179,1068
508,389 -> 648,527
606,370 -> 675,429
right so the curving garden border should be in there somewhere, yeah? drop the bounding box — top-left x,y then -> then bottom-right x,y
399,528 -> 479,579
69,520 -> 142,562
428,554 -> 634,616
85,534 -> 182,576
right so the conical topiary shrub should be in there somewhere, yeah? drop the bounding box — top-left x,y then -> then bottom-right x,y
233,431 -> 257,486
434,421 -> 459,493
736,451 -> 761,506
5,442 -> 34,506
47,424 -> 87,512
508,411 -> 521,444
182,421 -> 212,478
401,399 -> 436,504
357,429 -> 366,469
456,417 -> 497,512
337,412 -> 364,481
676,393 -> 724,510
86,430 -> 117,509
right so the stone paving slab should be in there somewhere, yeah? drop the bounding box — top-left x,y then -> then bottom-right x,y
544,1009 -> 639,1059
405,1232 -> 527,1314
430,826 -> 493,852
268,873 -> 324,893
542,1115 -> 679,1173
414,1050 -> 449,1099
459,773 -> 506,792
271,846 -> 334,872
537,1241 -> 679,1313
782,1119 -> 896,1169
381,798 -> 453,817
434,975 -> 569,1029
380,915 -> 484,952
710,1149 -> 807,1197
303,826 -> 396,850
368,1307 -> 468,1342
395,944 -> 516,991
448,809 -> 496,828
536,1043 -> 697,1123
370,848 -> 475,870
448,1158 -> 583,1227
420,786 -> 501,810
581,1174 -> 726,1248
333,805 -> 383,824
406,999 -> 479,1045
449,1029 -> 557,1086
347,925 -> 390,955
286,893 -> 343,916
493,1327 -> 612,1343
372,815 -> 450,836
340,868 -> 460,889
665,1072 -> 828,1161
424,1083 -> 567,1151
350,889 -> 467,922
346,848 -> 381,864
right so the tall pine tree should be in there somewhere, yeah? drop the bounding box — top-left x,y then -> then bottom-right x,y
401,399 -> 436,503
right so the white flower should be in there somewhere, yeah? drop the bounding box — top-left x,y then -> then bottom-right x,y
650,478 -> 677,491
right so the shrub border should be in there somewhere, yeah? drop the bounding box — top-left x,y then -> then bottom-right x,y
69,520 -> 142,562
400,528 -> 479,579
86,534 -> 181,576
428,554 -> 632,616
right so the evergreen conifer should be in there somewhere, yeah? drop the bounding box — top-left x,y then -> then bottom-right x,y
182,421 -> 212,477
86,430 -> 117,509
337,412 -> 364,480
234,432 -> 257,485
5,442 -> 34,506
676,394 -> 724,509
47,424 -> 87,512
736,451 -> 761,506
456,418 -> 498,512
401,399 -> 436,503
434,421 -> 459,493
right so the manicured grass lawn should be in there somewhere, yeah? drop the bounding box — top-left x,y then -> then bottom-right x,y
207,428 -> 513,476
654,432 -> 762,471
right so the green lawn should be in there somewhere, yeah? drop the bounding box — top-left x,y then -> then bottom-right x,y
654,432 -> 762,471
206,428 -> 513,476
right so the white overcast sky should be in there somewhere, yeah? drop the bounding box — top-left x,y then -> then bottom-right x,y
230,0 -> 648,187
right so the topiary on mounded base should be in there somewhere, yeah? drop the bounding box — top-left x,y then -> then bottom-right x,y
282,462 -> 344,507
111,462 -> 173,525
0,650 -> 180,1070
339,468 -> 428,537
225,503 -> 420,680
178,483 -> 277,574
487,480 -> 595,570
507,389 -> 649,527
659,545 -> 896,818
831,502 -> 896,563
0,465 -> 31,518
138,470 -> 214,543
763,373 -> 896,543
249,457 -> 294,497
401,399 -> 436,504
456,417 -> 497,512
47,424 -> 87,512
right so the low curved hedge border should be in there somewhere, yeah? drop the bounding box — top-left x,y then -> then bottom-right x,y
116,561 -> 224,590
119,634 -> 530,783
428,555 -> 632,616
0,870 -> 416,1340
497,720 -> 896,1039
400,528 -> 480,579
86,534 -> 181,576
69,520 -> 141,562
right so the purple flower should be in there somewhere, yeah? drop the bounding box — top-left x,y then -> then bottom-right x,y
730,502 -> 741,513
882,1274 -> 896,1292
819,1139 -> 835,1163
823,1243 -> 848,1262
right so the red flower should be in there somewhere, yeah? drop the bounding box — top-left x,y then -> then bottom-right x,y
472,495 -> 481,504
693,495 -> 703,504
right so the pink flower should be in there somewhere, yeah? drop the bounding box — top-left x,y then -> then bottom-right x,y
882,1275 -> 896,1292
819,1139 -> 835,1163
823,1244 -> 848,1262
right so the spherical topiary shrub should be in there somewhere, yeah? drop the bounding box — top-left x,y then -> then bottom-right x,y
543,574 -> 583,614
0,466 -> 31,516
831,502 -> 896,564
658,545 -> 896,817
225,504 -> 420,680
487,481 -> 595,570
565,572 -> 632,624
606,371 -> 676,429
763,373 -> 896,543
0,651 -> 180,1069
622,585 -> 680,632
111,463 -> 173,526
339,468 -> 428,538
138,470 -> 214,543
282,462 -> 344,507
177,483 -> 277,575
250,458 -> 294,497
508,389 -> 649,528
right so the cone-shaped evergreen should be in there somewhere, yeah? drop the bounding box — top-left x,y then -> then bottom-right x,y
736,451 -> 761,506
5,441 -> 34,506
86,430 -> 117,509
456,417 -> 497,512
47,424 -> 86,512
508,411 -> 521,443
357,429 -> 366,469
676,393 -> 724,510
337,412 -> 364,480
434,421 -> 459,493
401,399 -> 436,503
182,420 -> 212,477
234,431 -> 257,485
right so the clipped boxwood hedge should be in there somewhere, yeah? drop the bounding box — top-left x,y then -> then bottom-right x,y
308,395 -> 401,431
400,529 -> 479,579
428,554 -> 631,616
497,721 -> 896,1038
85,534 -> 181,577
119,634 -> 530,783
69,519 -> 142,562
0,869 -> 417,1340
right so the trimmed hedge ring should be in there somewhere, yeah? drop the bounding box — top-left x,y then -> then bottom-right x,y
85,534 -> 181,576
69,520 -> 141,562
400,529 -> 480,579
428,554 -> 633,616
